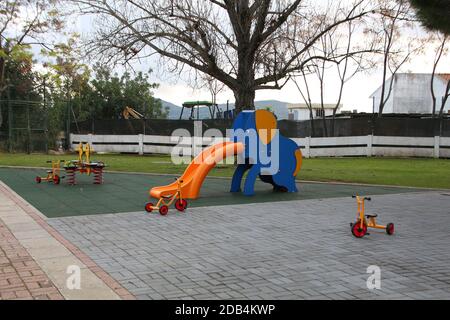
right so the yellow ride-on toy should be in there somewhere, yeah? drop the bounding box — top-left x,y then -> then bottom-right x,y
350,195 -> 394,238
145,178 -> 188,216
35,160 -> 65,185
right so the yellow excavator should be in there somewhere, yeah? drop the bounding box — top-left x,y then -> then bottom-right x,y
122,106 -> 144,119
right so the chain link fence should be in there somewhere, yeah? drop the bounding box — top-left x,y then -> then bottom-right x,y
0,99 -> 48,153
71,115 -> 450,138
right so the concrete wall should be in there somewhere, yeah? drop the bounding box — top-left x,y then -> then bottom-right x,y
70,133 -> 450,159
371,74 -> 450,114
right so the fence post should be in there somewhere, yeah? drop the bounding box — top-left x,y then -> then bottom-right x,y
7,88 -> 12,153
367,135 -> 373,157
193,121 -> 203,157
434,136 -> 440,158
138,134 -> 144,155
88,133 -> 93,147
305,136 -> 311,158
69,133 -> 73,151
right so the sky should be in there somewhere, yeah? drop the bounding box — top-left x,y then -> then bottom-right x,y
134,38 -> 448,113
32,1 -> 450,113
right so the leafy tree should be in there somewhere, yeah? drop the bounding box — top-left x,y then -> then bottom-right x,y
409,0 -> 450,35
1,45 -> 39,100
40,34 -> 92,146
0,0 -> 62,136
0,46 -> 40,134
0,0 -> 63,96
88,65 -> 166,120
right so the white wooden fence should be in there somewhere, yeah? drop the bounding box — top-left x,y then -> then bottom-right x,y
70,133 -> 450,158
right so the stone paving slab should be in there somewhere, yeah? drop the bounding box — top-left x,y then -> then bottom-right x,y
0,182 -> 133,300
48,191 -> 450,300
0,218 -> 63,300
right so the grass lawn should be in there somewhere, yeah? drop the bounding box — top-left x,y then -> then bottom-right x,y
0,152 -> 449,189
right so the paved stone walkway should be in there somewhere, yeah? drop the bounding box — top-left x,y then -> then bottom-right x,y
0,218 -> 63,300
48,191 -> 450,300
0,182 -> 134,300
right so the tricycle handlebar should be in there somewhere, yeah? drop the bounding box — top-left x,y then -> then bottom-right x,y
352,195 -> 371,201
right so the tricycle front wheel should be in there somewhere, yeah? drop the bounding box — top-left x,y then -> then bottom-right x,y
351,220 -> 367,238
175,199 -> 188,212
53,175 -> 60,185
159,205 -> 169,216
145,202 -> 154,213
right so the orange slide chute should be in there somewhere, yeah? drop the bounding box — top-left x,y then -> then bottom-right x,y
150,142 -> 244,200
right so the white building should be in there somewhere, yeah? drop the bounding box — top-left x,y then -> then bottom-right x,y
287,103 -> 342,121
370,73 -> 450,114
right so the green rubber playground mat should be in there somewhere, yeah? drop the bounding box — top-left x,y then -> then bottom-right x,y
0,167 -> 424,218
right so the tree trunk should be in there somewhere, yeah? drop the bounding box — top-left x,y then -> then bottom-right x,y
331,109 -> 337,137
321,111 -> 328,137
234,87 -> 255,113
439,80 -> 450,117
234,39 -> 256,113
309,108 -> 315,137
431,70 -> 437,118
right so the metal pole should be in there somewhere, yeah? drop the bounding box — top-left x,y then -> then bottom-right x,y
372,96 -> 375,115
180,106 -> 184,120
143,101 -> 146,136
27,104 -> 31,154
66,81 -> 71,150
43,77 -> 48,154
7,83 -> 12,153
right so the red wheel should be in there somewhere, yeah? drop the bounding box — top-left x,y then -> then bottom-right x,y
145,202 -> 154,213
175,199 -> 188,212
159,205 -> 169,216
386,223 -> 395,235
35,176 -> 42,184
53,175 -> 60,185
351,220 -> 367,238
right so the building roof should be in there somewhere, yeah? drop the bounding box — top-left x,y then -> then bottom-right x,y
369,73 -> 450,98
438,74 -> 450,82
287,103 -> 341,110
182,101 -> 217,108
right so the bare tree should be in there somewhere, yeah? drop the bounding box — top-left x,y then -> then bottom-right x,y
205,74 -> 225,117
292,68 -> 315,136
329,21 -> 377,135
0,0 -> 62,96
292,15 -> 377,137
204,75 -> 225,105
71,0 -> 374,112
372,0 -> 420,117
430,34 -> 448,117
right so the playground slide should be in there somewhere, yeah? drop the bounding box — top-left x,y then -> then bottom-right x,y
150,141 -> 244,199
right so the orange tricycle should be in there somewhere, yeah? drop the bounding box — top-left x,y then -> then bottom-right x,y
350,195 -> 395,238
35,160 -> 65,185
145,178 -> 188,216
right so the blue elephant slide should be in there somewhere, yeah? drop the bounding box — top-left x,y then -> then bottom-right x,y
149,110 -> 302,199
230,110 -> 303,196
